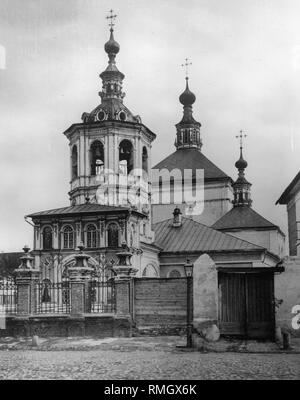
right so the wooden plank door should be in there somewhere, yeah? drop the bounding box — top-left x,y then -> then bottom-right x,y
218,272 -> 275,339
218,272 -> 246,336
245,272 -> 274,339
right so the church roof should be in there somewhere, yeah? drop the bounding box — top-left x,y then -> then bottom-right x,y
86,98 -> 139,124
212,206 -> 279,231
153,217 -> 265,254
153,148 -> 232,182
26,204 -> 144,219
276,171 -> 300,205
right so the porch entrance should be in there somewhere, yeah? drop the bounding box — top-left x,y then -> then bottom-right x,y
218,271 -> 275,339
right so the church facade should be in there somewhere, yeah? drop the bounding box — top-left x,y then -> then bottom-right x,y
14,15 -> 287,340
26,23 -> 160,280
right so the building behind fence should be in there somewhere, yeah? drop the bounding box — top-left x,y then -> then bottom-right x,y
0,245 -> 190,338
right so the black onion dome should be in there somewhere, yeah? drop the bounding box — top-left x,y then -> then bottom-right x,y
235,152 -> 248,170
104,30 -> 120,55
179,78 -> 196,106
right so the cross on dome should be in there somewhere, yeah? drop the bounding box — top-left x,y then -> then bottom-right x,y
236,130 -> 247,150
106,9 -> 117,31
181,58 -> 192,79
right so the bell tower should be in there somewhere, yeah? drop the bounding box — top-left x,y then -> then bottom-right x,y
63,11 -> 156,217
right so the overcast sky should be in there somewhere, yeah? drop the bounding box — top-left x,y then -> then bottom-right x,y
0,0 -> 299,252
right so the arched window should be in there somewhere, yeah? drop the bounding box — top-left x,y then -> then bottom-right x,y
86,224 -> 97,248
42,227 -> 53,250
63,225 -> 74,249
41,279 -> 51,303
90,141 -> 104,176
142,146 -> 148,173
107,223 -> 119,248
129,226 -> 135,247
71,145 -> 78,180
142,264 -> 158,278
169,269 -> 181,278
184,129 -> 188,143
119,140 -> 133,174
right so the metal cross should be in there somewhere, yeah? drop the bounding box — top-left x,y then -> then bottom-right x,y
236,130 -> 247,149
181,58 -> 192,78
106,9 -> 117,30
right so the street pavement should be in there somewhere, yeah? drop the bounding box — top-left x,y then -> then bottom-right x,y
0,336 -> 299,380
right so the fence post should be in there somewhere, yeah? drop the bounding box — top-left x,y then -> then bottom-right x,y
68,244 -> 93,315
113,243 -> 138,318
14,246 -> 40,315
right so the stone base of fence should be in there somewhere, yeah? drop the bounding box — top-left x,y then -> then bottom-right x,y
0,315 -> 133,338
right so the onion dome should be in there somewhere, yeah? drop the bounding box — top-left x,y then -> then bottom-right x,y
104,29 -> 120,55
179,78 -> 196,106
235,150 -> 248,170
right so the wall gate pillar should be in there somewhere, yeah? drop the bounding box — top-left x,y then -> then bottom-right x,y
112,243 -> 138,335
14,246 -> 40,315
68,244 -> 93,316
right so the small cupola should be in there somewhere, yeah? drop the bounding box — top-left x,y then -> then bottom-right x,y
173,207 -> 182,227
175,59 -> 202,151
232,131 -> 252,208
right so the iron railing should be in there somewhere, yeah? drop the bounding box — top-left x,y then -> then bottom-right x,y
0,278 -> 17,315
90,279 -> 115,313
34,281 -> 71,314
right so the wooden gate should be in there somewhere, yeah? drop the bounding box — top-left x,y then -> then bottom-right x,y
218,271 -> 275,339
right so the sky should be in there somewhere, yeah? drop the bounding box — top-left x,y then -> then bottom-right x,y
0,0 -> 300,252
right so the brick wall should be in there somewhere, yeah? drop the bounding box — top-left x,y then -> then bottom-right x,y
133,278 -> 189,334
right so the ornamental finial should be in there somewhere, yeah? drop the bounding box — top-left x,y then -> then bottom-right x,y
181,58 -> 192,80
106,9 -> 117,31
236,130 -> 247,151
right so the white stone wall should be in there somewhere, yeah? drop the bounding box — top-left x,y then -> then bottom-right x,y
286,191 -> 300,256
275,256 -> 300,336
225,229 -> 285,258
152,181 -> 233,226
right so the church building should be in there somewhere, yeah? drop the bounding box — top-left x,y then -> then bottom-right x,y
26,18 -> 160,280
21,13 -> 286,339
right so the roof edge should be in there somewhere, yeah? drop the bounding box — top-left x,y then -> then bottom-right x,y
276,171 -> 300,205
63,121 -> 156,141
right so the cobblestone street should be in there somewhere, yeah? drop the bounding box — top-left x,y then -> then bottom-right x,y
0,337 -> 299,380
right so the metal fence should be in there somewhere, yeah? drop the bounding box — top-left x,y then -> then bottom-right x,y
34,280 -> 71,314
0,278 -> 17,315
34,279 -> 115,315
90,279 -> 115,314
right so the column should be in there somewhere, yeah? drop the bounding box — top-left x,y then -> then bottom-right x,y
68,244 -> 93,315
99,218 -> 105,247
14,246 -> 40,315
75,219 -> 82,248
113,243 -> 138,318
52,220 -> 59,249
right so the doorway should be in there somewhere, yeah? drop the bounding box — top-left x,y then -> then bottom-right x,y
218,271 -> 275,339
